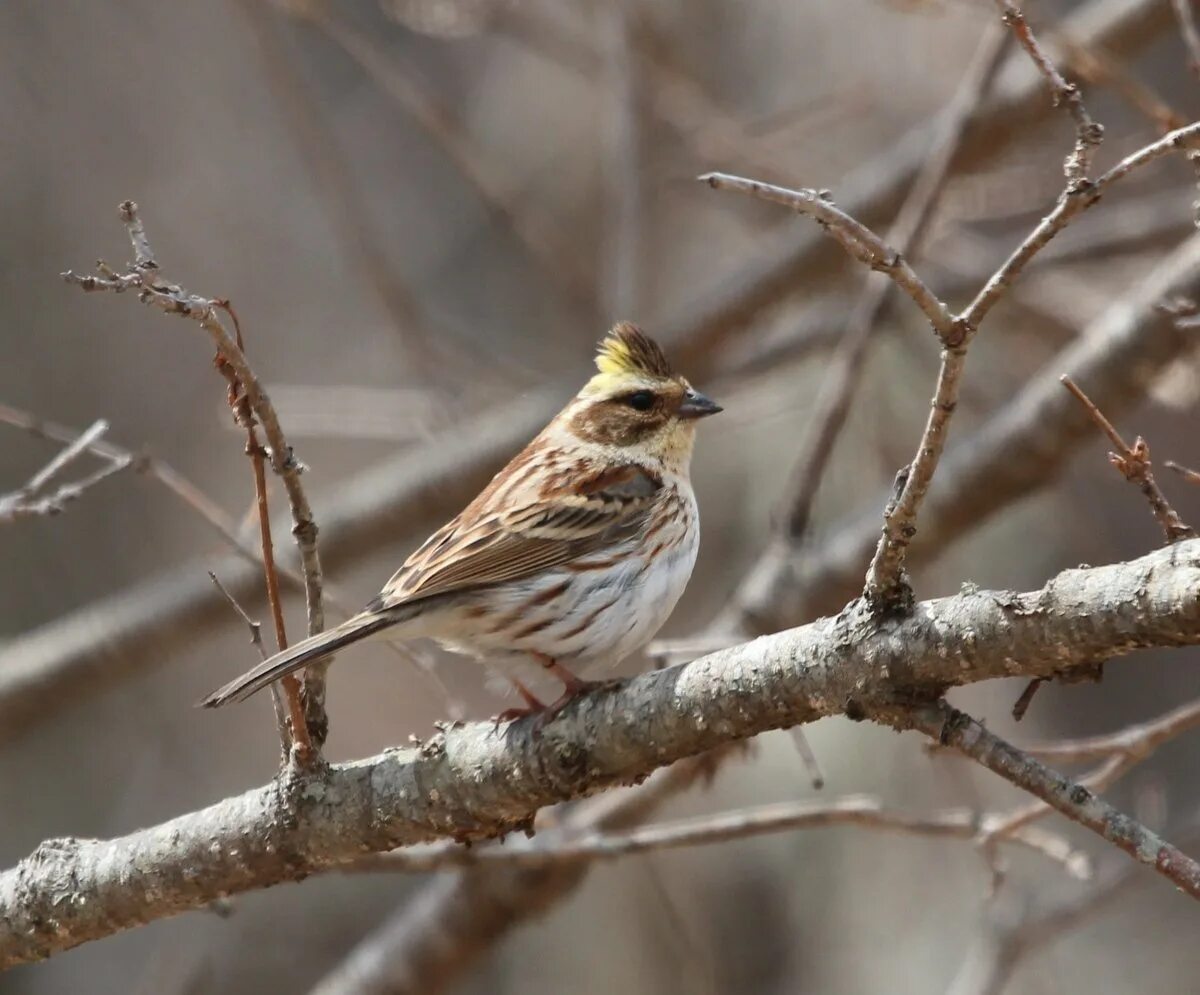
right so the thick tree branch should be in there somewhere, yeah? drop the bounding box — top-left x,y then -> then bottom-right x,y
4,540 -> 1200,967
310,749 -> 735,995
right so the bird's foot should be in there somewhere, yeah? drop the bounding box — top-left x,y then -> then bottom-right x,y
528,659 -> 622,734
490,678 -> 547,732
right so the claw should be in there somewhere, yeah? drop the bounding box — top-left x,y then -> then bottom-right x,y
527,655 -> 621,733
490,678 -> 546,732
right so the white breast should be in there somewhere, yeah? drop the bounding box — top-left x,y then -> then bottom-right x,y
439,479 -> 700,668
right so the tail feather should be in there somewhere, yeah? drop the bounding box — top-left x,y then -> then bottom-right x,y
201,611 -> 395,708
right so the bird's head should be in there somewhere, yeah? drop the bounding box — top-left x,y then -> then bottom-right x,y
563,322 -> 721,472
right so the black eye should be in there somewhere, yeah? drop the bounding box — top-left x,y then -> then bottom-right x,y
624,390 -> 655,411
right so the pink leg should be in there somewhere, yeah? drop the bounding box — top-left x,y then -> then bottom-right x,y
533,653 -> 620,728
491,677 -> 547,728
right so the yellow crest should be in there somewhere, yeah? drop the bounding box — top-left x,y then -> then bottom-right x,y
594,322 -> 673,379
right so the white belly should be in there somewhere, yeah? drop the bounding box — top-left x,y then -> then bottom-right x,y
435,488 -> 699,667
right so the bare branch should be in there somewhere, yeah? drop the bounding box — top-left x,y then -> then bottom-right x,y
706,101 -> 1198,611
1060,373 -> 1195,541
6,539 -> 1200,966
715,207 -> 1200,640
1166,459 -> 1200,485
993,0 -> 1104,183
346,795 -> 1087,877
660,0 -> 1173,360
207,571 -> 290,756
63,201 -> 329,746
1025,696 -> 1200,764
780,21 -> 1011,541
0,419 -> 130,524
697,173 -> 957,341
897,702 -> 1200,899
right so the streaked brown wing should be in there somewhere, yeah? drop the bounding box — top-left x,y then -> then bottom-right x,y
374,463 -> 662,607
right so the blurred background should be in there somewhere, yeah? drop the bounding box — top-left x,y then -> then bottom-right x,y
4,0 -> 1200,992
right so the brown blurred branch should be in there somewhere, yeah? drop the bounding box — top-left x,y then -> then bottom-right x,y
6,539 -> 1200,966
945,848 -> 1162,995
62,201 -> 328,748
311,750 -> 732,995
1171,0 -> 1200,78
1166,458 -> 1200,484
1025,696 -> 1200,764
602,0 -> 643,319
304,6 -> 597,318
0,419 -> 130,524
779,21 -> 1010,541
1060,373 -> 1196,541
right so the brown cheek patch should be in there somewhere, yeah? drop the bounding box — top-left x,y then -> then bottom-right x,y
570,405 -> 666,446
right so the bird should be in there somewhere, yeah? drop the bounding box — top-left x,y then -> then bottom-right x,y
202,322 -> 721,722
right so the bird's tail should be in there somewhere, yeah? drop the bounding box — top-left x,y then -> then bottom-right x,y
201,608 -> 400,708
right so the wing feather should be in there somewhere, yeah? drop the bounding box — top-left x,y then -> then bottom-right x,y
375,462 -> 662,607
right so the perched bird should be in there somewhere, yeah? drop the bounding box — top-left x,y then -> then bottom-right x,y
202,323 -> 721,721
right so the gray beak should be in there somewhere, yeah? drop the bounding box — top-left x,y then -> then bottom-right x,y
679,388 -> 723,419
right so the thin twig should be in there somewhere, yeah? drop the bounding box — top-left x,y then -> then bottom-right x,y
1026,695 -> 1200,763
702,232 -> 1200,638
859,117 -> 1200,605
1165,459 -> 1200,485
207,571 -> 289,756
697,174 -> 957,340
63,201 -> 328,751
212,298 -> 313,762
346,795 -> 1088,877
779,21 -> 1011,541
1060,373 -> 1195,541
993,0 -> 1104,183
897,701 -> 1200,899
0,420 -> 131,524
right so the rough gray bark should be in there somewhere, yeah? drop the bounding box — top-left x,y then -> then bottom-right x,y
3,539 -> 1200,969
